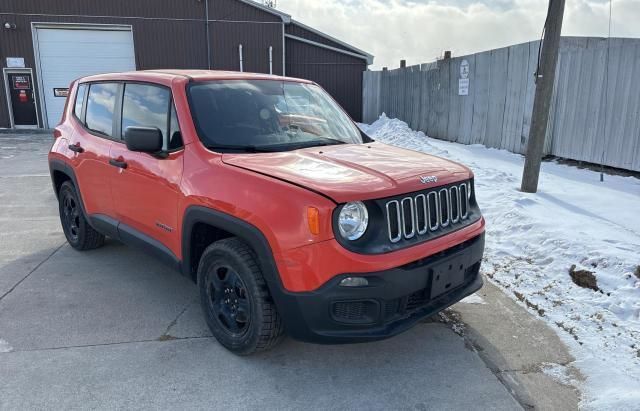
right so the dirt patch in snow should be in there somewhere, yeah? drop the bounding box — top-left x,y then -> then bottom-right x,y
569,265 -> 599,292
513,290 -> 545,317
634,266 -> 640,280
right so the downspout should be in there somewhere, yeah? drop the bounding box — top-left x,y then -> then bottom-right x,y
282,22 -> 286,76
269,46 -> 273,75
205,0 -> 211,69
239,44 -> 244,72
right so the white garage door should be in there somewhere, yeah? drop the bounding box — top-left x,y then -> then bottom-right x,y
35,27 -> 136,128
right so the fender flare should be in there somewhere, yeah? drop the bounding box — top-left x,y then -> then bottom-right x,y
181,205 -> 317,338
181,206 -> 283,290
49,159 -> 90,220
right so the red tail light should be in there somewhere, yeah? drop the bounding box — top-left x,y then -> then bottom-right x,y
53,128 -> 62,139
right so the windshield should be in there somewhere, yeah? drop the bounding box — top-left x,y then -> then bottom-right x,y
188,80 -> 363,152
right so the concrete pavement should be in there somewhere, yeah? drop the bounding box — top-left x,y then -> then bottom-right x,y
0,133 -> 528,410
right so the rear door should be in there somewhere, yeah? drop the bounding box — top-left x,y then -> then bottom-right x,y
109,82 -> 184,255
69,82 -> 118,220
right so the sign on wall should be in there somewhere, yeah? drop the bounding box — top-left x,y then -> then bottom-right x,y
458,59 -> 470,96
53,88 -> 69,97
6,57 -> 25,68
12,75 -> 31,90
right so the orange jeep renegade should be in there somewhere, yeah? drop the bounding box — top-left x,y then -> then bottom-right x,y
49,70 -> 485,355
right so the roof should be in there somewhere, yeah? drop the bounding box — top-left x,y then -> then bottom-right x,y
79,70 -> 315,84
239,0 -> 291,23
289,20 -> 374,65
239,1 -> 373,65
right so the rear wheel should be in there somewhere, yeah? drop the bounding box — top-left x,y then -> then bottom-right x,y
58,181 -> 105,250
198,237 -> 284,355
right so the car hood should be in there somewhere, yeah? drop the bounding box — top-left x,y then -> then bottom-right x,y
221,142 -> 472,203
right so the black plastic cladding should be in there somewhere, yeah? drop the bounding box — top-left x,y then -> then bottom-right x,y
332,178 -> 481,255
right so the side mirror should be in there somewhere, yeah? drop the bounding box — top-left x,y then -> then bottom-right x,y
124,126 -> 163,154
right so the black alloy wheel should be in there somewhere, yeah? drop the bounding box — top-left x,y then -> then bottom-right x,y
197,237 -> 284,355
57,181 -> 105,250
204,264 -> 252,336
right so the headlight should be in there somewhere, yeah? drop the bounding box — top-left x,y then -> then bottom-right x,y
338,201 -> 369,240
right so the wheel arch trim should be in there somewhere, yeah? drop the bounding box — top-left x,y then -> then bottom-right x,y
49,159 -> 90,223
181,206 -> 283,288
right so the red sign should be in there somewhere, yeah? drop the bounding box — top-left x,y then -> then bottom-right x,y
13,76 -> 31,90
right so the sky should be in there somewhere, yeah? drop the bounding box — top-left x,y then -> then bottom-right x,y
274,0 -> 640,69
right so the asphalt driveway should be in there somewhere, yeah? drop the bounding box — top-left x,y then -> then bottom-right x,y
0,133 -> 521,410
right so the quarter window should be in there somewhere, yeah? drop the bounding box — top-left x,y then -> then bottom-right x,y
73,83 -> 87,120
85,83 -> 118,137
168,104 -> 183,150
121,84 -> 170,144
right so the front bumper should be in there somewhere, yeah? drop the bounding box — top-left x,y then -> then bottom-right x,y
273,233 -> 484,344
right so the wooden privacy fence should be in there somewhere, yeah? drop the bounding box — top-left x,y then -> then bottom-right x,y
363,37 -> 640,172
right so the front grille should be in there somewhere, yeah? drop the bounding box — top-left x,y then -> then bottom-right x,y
331,300 -> 378,324
405,290 -> 428,311
385,182 -> 470,243
333,301 -> 367,321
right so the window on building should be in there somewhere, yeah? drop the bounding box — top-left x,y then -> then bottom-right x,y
85,83 -> 118,137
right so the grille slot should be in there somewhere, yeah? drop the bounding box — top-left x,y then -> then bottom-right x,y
331,301 -> 378,324
384,182 -> 471,244
386,200 -> 402,243
439,188 -> 450,227
401,197 -> 416,239
405,290 -> 428,311
415,194 -> 428,235
460,183 -> 469,218
450,185 -> 460,223
427,191 -> 439,231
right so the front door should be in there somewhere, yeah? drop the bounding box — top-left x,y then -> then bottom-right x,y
4,70 -> 39,127
109,83 -> 184,256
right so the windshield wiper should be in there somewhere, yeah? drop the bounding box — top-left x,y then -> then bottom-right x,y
206,144 -> 281,153
286,138 -> 346,150
207,138 -> 346,153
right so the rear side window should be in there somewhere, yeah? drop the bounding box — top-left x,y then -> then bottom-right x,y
73,83 -> 87,120
121,83 -> 170,143
85,83 -> 118,137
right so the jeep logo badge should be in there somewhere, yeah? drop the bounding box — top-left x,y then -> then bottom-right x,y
420,175 -> 438,184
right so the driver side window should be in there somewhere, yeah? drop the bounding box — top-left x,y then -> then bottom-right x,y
121,83 -> 183,151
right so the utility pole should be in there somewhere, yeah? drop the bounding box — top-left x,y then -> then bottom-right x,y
521,0 -> 565,193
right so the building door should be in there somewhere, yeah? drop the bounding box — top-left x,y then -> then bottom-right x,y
3,69 -> 39,128
33,24 -> 136,128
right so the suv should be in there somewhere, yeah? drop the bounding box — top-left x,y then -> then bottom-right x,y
49,70 -> 485,355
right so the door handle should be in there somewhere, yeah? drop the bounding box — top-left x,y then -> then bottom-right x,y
109,158 -> 128,169
68,144 -> 84,153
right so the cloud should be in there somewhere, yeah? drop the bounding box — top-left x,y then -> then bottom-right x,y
277,0 -> 640,69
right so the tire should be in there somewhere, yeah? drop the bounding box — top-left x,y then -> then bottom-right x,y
197,237 -> 284,355
58,181 -> 105,250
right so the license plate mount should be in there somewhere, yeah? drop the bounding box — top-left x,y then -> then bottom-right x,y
430,251 -> 470,299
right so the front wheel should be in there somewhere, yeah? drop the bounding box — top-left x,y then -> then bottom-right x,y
197,237 -> 284,355
58,181 -> 105,250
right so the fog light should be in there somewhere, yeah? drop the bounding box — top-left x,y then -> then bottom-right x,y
339,277 -> 369,287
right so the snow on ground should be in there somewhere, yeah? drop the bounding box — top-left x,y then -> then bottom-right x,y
459,293 -> 486,305
0,339 -> 12,353
360,114 -> 640,410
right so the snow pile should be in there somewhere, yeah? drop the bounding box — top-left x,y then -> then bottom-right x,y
460,293 -> 486,305
0,339 -> 12,353
360,114 -> 640,410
